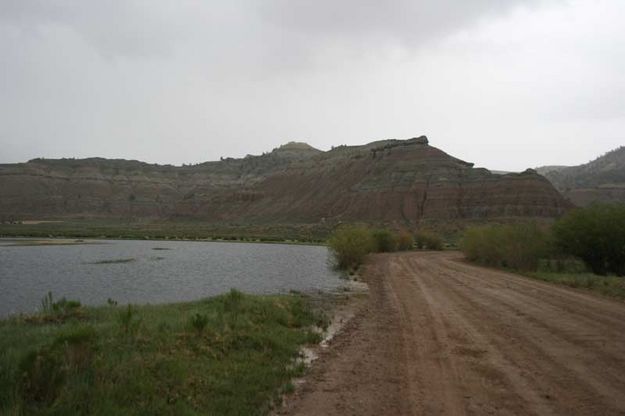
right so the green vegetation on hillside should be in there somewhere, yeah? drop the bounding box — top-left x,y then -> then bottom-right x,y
0,291 -> 324,415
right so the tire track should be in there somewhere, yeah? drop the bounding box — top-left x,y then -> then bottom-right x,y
283,251 -> 625,415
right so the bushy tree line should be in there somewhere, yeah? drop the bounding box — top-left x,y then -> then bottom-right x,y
327,226 -> 444,270
461,204 -> 625,276
461,224 -> 552,271
553,205 -> 625,276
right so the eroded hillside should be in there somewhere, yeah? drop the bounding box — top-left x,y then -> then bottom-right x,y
539,147 -> 625,206
0,136 -> 570,225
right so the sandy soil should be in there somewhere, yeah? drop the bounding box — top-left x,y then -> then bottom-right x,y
280,251 -> 625,416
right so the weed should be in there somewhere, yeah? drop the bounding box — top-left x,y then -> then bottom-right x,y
117,304 -> 140,336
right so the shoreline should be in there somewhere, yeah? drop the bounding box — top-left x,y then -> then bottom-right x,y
0,235 -> 327,247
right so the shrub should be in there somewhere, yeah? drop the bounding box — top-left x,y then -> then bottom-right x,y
553,204 -> 625,275
461,223 -> 552,271
328,225 -> 375,270
371,229 -> 397,253
414,231 -> 444,251
395,230 -> 414,251
190,313 -> 209,335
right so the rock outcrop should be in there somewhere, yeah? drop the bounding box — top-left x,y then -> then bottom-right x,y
0,136 -> 570,224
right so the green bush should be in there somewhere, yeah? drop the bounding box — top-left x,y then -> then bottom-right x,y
371,229 -> 397,253
395,230 -> 414,251
414,231 -> 444,251
328,225 -> 375,270
461,223 -> 552,271
553,204 -> 625,276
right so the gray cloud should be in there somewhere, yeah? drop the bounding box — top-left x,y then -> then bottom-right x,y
261,0 -> 546,42
0,0 -> 623,171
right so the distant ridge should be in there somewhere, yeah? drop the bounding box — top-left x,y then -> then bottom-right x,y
537,147 -> 625,206
0,135 -> 570,225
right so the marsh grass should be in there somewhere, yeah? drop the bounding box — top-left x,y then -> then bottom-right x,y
29,292 -> 84,324
0,292 -> 322,415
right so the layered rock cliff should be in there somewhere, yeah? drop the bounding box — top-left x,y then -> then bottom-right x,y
0,136 -> 570,224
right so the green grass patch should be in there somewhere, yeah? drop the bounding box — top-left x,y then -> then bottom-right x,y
0,290 -> 323,415
527,271 -> 625,300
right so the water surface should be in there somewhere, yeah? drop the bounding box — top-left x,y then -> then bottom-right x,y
0,239 -> 342,317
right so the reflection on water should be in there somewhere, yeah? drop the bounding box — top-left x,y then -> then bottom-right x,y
0,239 -> 342,317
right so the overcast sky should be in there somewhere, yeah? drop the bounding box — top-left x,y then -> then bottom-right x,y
0,0 -> 623,171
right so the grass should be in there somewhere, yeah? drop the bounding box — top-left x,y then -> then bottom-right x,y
527,271 -> 625,300
0,290 -> 324,415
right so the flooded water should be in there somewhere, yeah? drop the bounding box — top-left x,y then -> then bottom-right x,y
0,239 -> 343,317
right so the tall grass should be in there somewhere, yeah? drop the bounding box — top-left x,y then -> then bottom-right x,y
0,292 -> 323,415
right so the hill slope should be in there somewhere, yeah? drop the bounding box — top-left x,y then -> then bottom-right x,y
539,147 -> 625,206
0,136 -> 570,225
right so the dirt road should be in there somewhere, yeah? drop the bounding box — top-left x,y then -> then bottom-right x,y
281,251 -> 625,416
